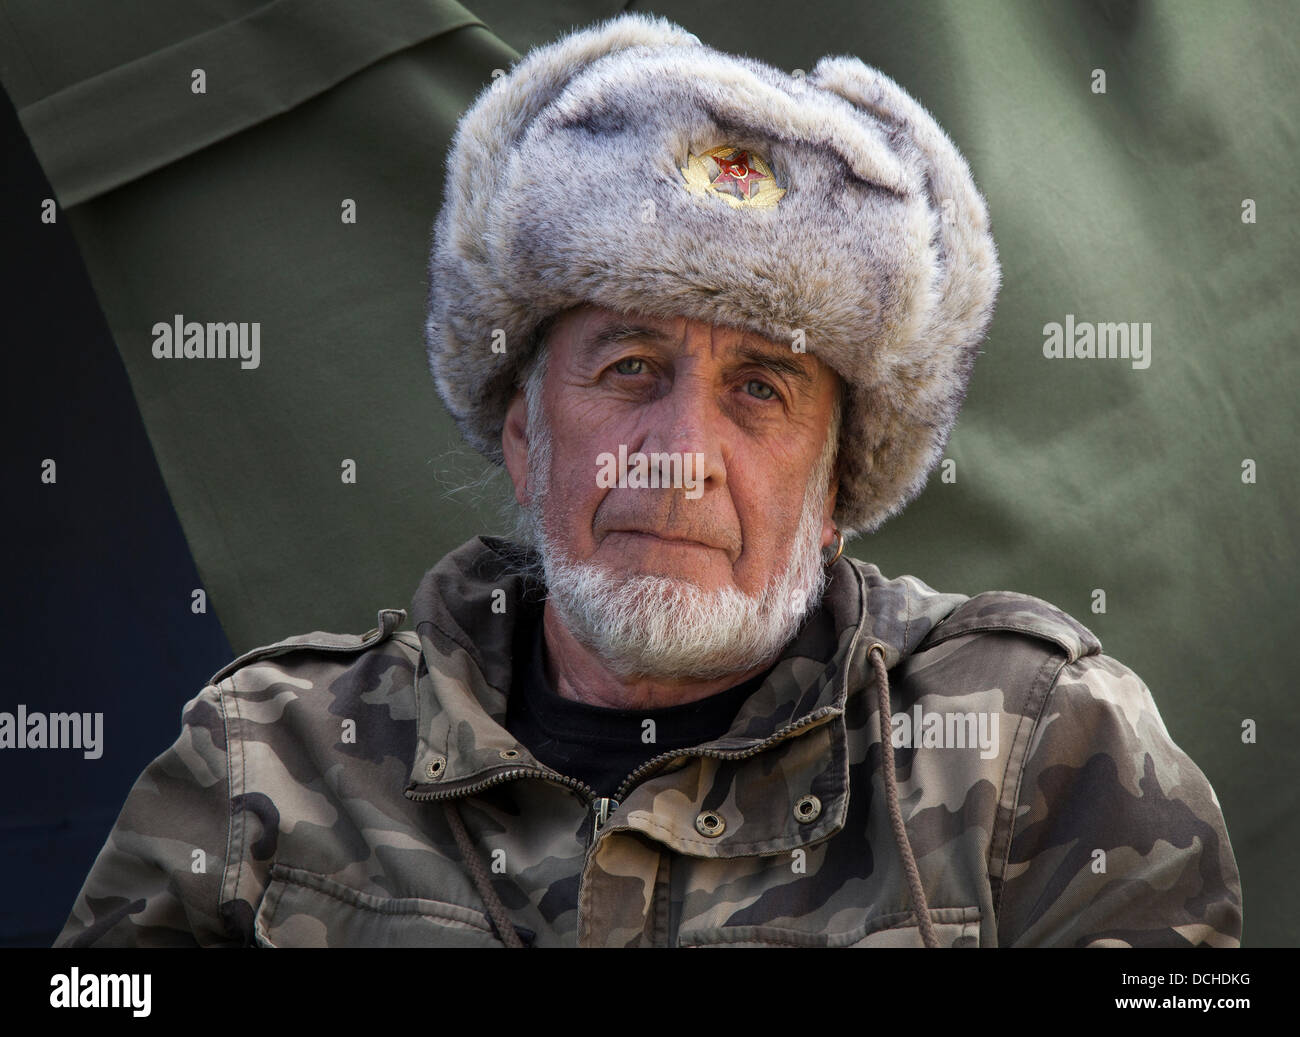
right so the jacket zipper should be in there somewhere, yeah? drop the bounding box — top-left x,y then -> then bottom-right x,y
571,705 -> 841,946
408,702 -> 841,814
610,704 -> 841,803
406,766 -> 597,804
406,767 -> 622,843
407,703 -> 844,946
409,767 -> 614,948
591,796 -> 618,841
597,606 -> 869,808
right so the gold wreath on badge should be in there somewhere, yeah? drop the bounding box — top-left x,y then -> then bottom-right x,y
680,145 -> 786,209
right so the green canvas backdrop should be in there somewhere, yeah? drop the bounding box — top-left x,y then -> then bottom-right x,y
2,0 -> 1294,945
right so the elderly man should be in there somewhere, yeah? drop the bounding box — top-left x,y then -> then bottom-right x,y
56,13 -> 1241,948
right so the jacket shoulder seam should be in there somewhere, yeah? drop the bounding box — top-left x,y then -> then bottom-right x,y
212,682 -> 242,941
989,652 -> 1074,927
207,608 -> 409,687
919,591 -> 1101,663
220,676 -> 250,940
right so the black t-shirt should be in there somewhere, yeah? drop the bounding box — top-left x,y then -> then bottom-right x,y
504,603 -> 773,799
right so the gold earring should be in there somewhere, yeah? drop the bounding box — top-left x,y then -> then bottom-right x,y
824,529 -> 844,568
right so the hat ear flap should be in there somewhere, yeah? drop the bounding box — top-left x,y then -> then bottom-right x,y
805,57 -> 1000,536
806,56 -> 1000,346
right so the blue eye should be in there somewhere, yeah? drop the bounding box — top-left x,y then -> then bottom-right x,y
745,379 -> 776,400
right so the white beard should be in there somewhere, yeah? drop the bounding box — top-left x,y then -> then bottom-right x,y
520,379 -> 836,681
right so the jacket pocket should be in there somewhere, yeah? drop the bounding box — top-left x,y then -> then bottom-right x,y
678,906 -> 982,947
254,863 -> 504,947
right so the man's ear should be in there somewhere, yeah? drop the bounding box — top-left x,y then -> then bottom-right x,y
821,475 -> 839,550
502,389 -> 531,506
820,377 -> 843,551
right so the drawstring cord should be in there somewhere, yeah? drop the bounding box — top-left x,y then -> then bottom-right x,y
870,643 -> 941,948
443,800 -> 524,947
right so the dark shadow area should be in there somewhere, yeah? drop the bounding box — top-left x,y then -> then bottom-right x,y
0,85 -> 234,946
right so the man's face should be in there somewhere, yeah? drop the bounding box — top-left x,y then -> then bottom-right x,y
502,303 -> 842,679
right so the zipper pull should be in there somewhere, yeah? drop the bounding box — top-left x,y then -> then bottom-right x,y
592,797 -> 619,841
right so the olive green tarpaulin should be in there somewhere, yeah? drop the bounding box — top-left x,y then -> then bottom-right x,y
2,0 -> 1295,945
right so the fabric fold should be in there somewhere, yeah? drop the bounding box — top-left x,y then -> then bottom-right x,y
16,0 -> 487,206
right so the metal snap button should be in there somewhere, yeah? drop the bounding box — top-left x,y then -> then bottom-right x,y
425,755 -> 446,779
794,794 -> 822,823
695,811 -> 726,837
499,748 -> 521,760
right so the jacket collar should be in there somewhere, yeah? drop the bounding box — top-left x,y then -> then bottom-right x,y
404,536 -> 965,825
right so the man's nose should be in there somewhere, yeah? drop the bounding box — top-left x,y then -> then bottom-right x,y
637,375 -> 727,491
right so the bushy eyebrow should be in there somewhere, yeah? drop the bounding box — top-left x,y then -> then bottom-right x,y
584,321 -> 818,394
732,345 -> 816,391
584,321 -> 677,358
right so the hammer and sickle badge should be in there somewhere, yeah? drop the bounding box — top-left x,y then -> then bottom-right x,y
680,145 -> 786,208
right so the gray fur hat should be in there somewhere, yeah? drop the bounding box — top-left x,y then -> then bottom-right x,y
425,12 -> 999,537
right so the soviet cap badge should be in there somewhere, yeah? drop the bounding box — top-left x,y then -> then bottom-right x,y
680,145 -> 786,209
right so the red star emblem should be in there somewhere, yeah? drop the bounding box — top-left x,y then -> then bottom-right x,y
711,150 -> 771,200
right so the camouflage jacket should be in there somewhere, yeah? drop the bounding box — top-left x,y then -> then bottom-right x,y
55,536 -> 1242,947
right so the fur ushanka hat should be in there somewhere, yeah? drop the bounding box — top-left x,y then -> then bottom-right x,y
425,12 -> 1000,537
